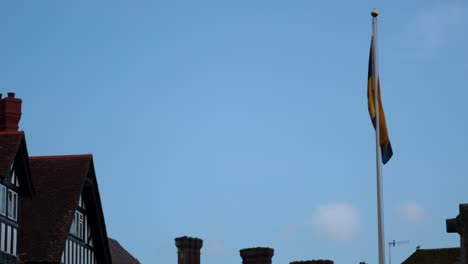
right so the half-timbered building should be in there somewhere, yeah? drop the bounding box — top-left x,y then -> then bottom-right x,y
0,93 -> 35,264
0,92 -> 141,264
19,154 -> 112,264
0,131 -> 35,264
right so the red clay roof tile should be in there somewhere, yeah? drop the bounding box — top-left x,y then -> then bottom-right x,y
0,131 -> 24,177
19,155 -> 92,262
109,238 -> 141,264
401,248 -> 460,264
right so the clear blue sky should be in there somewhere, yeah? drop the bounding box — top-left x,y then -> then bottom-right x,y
2,1 -> 468,264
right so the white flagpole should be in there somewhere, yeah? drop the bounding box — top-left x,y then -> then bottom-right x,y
371,9 -> 386,264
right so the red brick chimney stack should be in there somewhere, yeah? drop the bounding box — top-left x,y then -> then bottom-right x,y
0,92 -> 22,131
290,260 -> 333,264
175,236 -> 203,264
240,247 -> 274,264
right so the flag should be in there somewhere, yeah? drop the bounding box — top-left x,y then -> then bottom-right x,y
368,38 -> 393,164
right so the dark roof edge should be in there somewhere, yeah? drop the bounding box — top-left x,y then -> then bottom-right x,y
29,154 -> 93,160
18,135 -> 35,196
85,157 -> 112,264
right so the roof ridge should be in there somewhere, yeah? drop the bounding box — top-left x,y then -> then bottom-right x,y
0,130 -> 25,135
418,247 -> 460,251
30,154 -> 92,160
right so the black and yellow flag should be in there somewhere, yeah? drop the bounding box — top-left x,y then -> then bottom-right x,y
368,39 -> 393,164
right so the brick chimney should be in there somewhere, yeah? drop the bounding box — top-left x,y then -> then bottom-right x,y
0,92 -> 22,131
447,204 -> 468,264
290,260 -> 334,264
175,236 -> 203,264
240,247 -> 274,264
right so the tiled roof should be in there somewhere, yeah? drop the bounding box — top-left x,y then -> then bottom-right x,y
0,131 -> 24,177
19,154 -> 92,263
401,248 -> 460,264
109,238 -> 141,264
0,130 -> 34,196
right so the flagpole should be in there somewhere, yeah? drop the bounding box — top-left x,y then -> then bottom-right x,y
371,9 -> 386,264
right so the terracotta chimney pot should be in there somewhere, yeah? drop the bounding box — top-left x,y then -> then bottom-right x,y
0,92 -> 22,131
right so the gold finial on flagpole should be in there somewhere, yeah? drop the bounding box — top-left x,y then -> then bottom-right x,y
371,9 -> 379,17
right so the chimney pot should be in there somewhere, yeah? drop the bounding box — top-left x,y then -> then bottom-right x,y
240,247 -> 274,264
290,260 -> 334,264
0,92 -> 22,131
175,236 -> 203,264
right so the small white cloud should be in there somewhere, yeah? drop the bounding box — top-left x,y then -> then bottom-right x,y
312,202 -> 360,241
203,239 -> 226,256
397,201 -> 427,224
